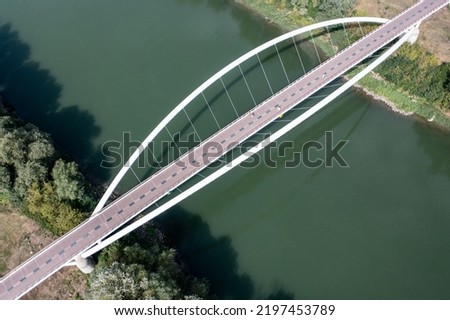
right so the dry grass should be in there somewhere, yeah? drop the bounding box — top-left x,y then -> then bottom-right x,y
355,0 -> 450,62
0,208 -> 87,299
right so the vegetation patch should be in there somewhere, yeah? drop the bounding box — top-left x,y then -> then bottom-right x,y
0,97 -> 96,235
86,223 -> 209,300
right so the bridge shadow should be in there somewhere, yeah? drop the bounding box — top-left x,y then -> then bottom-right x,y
0,23 -> 107,182
226,88 -> 367,199
156,205 -> 295,299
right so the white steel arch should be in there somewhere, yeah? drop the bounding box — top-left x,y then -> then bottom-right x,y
94,17 -> 388,214
82,28 -> 414,257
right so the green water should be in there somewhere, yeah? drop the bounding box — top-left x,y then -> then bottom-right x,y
0,0 -> 450,299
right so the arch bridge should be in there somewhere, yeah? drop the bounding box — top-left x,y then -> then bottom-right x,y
1,0 -> 449,300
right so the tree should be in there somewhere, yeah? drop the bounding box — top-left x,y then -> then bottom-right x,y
14,161 -> 48,198
51,159 -> 86,202
379,45 -> 450,110
86,262 -> 151,300
26,182 -> 85,234
28,140 -> 55,162
0,129 -> 28,166
317,0 -> 356,20
88,224 -> 210,300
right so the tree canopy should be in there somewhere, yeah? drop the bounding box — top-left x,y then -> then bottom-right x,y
0,100 -> 95,234
86,225 -> 209,300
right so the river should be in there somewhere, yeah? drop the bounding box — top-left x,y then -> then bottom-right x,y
0,0 -> 449,299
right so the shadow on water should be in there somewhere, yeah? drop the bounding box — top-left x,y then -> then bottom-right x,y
0,23 -> 108,181
156,205 -> 295,299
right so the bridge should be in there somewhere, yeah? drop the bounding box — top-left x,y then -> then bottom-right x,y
1,0 -> 449,300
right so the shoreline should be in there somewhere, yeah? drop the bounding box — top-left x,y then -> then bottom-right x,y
233,0 -> 450,130
352,82 -> 413,117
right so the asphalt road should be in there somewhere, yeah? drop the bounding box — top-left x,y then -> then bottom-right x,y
1,0 -> 448,300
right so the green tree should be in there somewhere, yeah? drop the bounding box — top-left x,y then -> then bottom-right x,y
89,225 -> 209,300
28,140 -> 55,163
317,0 -> 356,20
86,262 -> 150,300
51,159 -> 86,202
0,129 -> 28,166
379,44 -> 450,110
26,182 -> 85,234
14,161 -> 48,198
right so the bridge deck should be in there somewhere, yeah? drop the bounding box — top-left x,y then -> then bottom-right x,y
1,0 -> 449,300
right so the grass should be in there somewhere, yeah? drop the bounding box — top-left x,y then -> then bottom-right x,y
349,68 -> 450,129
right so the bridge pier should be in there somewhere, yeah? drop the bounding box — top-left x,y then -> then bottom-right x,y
407,23 -> 421,44
74,255 -> 95,274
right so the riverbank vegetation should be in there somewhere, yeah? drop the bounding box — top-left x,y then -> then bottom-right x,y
0,97 -> 95,235
0,97 -> 209,299
235,0 -> 450,129
352,44 -> 450,127
86,224 -> 209,300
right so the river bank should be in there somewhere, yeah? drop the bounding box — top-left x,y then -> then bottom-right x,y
233,0 -> 450,130
0,97 -> 209,300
